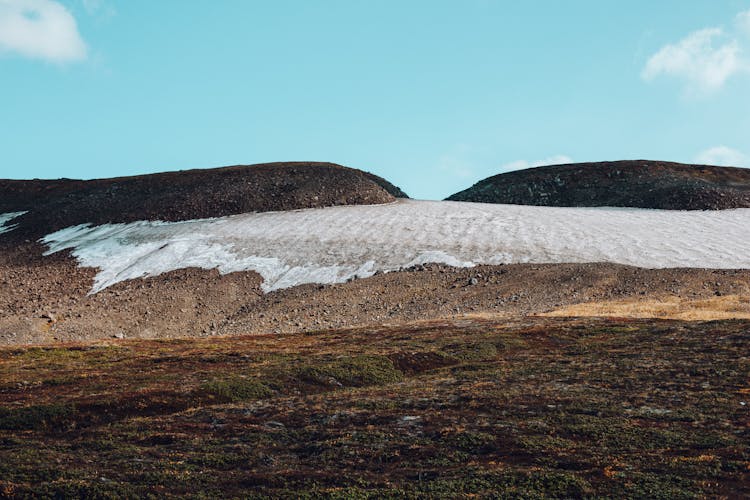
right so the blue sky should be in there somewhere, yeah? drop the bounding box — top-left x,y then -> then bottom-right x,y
1,0 -> 749,199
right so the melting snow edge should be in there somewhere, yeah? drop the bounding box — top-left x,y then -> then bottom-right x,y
38,200 -> 750,294
0,212 -> 28,235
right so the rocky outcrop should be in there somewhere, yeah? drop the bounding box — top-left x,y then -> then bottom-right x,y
0,162 -> 407,240
447,160 -> 750,210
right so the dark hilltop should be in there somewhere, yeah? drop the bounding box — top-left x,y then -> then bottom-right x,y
447,160 -> 750,210
0,162 -> 408,240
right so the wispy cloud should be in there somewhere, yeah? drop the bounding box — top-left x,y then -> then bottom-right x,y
737,9 -> 750,35
81,0 -> 101,14
438,147 -> 572,184
695,146 -> 747,167
0,0 -> 87,63
642,28 -> 741,93
81,0 -> 114,20
437,144 -> 479,179
499,155 -> 572,173
642,9 -> 750,95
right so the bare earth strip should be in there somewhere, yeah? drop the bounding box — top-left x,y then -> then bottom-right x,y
3,243 -> 750,344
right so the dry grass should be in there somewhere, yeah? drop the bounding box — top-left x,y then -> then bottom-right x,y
0,316 -> 747,497
540,294 -> 750,320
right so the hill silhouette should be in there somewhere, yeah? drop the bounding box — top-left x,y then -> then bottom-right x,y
0,162 -> 407,239
447,160 -> 750,210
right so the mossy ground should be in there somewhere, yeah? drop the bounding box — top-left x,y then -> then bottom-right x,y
0,317 -> 747,498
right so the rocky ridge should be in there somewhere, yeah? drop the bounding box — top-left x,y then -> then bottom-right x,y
447,160 -> 750,210
0,162 -> 406,241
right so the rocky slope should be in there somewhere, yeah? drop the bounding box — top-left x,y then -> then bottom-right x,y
0,162 -> 406,240
0,161 -> 414,343
3,256 -> 750,345
3,160 -> 750,346
447,160 -> 750,210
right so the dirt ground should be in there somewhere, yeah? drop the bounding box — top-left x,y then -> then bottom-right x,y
2,240 -> 750,345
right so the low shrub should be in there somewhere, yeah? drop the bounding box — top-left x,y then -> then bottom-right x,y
200,377 -> 273,402
0,403 -> 75,430
299,355 -> 403,387
440,342 -> 498,362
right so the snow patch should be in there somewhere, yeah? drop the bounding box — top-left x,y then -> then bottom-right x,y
40,200 -> 750,294
0,212 -> 27,235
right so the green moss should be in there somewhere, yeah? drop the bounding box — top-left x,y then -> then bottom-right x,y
12,345 -> 127,362
518,434 -> 578,453
10,480 -> 150,499
664,454 -> 723,479
0,446 -> 69,484
200,377 -> 273,402
590,325 -> 641,334
42,375 -> 82,387
299,355 -> 403,387
188,451 -> 250,470
398,470 -> 593,498
440,341 -> 498,362
443,431 -> 497,453
611,471 -> 698,499
352,399 -> 400,411
0,403 -> 75,430
558,414 -> 701,451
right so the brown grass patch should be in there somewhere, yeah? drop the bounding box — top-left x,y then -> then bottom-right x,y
540,294 -> 750,320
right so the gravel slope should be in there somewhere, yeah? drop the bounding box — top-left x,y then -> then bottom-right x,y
0,162 -> 405,240
3,160 -> 750,346
447,160 -> 750,209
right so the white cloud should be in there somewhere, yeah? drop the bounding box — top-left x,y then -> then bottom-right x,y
81,0 -> 114,20
642,9 -> 750,94
737,9 -> 750,36
438,158 -> 475,179
499,155 -> 572,173
642,28 -> 742,93
0,0 -> 87,63
695,146 -> 747,167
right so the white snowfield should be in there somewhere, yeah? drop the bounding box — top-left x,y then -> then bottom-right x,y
37,200 -> 750,294
0,212 -> 27,235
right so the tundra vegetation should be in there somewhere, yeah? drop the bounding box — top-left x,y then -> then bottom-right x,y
0,317 -> 747,498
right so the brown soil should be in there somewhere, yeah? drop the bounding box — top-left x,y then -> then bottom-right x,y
0,162 -> 404,240
2,242 -> 750,345
447,160 -> 750,209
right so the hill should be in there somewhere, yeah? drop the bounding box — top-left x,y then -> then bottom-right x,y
0,162 -> 407,239
446,160 -> 750,210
